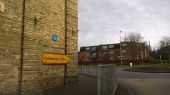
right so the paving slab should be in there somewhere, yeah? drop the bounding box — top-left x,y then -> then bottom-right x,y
44,74 -> 97,95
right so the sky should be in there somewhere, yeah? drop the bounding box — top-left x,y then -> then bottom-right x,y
78,0 -> 170,50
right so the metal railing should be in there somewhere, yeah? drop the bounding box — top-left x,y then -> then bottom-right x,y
79,64 -> 117,95
79,64 -> 98,77
97,64 -> 117,95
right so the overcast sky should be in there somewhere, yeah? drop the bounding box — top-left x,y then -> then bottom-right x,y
78,0 -> 170,50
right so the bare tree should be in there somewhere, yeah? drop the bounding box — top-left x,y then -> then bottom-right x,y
123,32 -> 144,42
159,36 -> 170,47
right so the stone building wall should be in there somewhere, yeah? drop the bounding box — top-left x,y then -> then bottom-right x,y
0,0 -> 78,95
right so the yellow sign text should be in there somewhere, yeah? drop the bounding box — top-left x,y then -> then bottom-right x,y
43,53 -> 69,64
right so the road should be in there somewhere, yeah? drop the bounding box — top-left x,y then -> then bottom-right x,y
117,67 -> 170,95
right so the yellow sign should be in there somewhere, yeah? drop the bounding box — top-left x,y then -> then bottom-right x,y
43,53 -> 69,64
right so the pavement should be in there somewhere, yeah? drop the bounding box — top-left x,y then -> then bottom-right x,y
44,67 -> 170,95
43,74 -> 97,95
117,67 -> 170,95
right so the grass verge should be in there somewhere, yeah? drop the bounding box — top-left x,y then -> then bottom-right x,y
114,83 -> 130,95
124,63 -> 170,73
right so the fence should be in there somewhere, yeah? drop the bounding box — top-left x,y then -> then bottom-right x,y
79,64 -> 117,95
97,64 -> 117,95
79,64 -> 98,77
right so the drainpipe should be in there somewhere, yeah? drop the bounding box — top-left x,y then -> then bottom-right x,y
64,0 -> 68,86
17,0 -> 25,94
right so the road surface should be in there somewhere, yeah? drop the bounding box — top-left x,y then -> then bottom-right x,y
117,67 -> 170,95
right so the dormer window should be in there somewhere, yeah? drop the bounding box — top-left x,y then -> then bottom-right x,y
91,47 -> 97,51
102,45 -> 108,49
109,45 -> 114,48
86,47 -> 90,50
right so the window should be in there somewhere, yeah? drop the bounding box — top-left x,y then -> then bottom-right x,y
122,50 -> 126,53
86,47 -> 90,50
102,52 -> 108,55
109,45 -> 114,48
91,52 -> 96,58
122,43 -> 127,47
137,44 -> 142,47
109,51 -> 114,55
102,45 -> 108,49
91,53 -> 96,57
91,47 -> 97,51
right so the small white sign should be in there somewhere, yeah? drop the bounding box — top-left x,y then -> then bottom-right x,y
118,56 -> 124,58
130,63 -> 133,68
0,1 -> 5,13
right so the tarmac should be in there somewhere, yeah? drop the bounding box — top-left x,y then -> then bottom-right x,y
117,67 -> 170,95
43,74 -> 97,95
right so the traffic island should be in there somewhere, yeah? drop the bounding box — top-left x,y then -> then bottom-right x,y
124,67 -> 170,73
124,63 -> 170,73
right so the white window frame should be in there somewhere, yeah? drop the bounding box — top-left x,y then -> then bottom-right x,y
122,43 -> 127,47
102,46 -> 108,49
109,45 -> 114,48
86,47 -> 90,50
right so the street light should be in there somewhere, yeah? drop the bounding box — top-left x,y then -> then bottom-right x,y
160,55 -> 162,64
120,31 -> 122,66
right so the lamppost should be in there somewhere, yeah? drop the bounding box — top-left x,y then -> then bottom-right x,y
160,55 -> 162,64
120,31 -> 122,66
169,55 -> 170,63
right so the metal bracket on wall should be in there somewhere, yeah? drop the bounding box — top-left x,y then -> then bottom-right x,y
33,16 -> 41,25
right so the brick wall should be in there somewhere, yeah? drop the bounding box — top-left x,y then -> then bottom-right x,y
0,0 -> 21,95
0,0 -> 78,95
79,42 -> 150,64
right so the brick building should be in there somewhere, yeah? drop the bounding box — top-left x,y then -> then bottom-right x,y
0,0 -> 78,95
79,42 -> 150,64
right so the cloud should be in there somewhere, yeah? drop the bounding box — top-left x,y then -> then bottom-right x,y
78,0 -> 170,50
